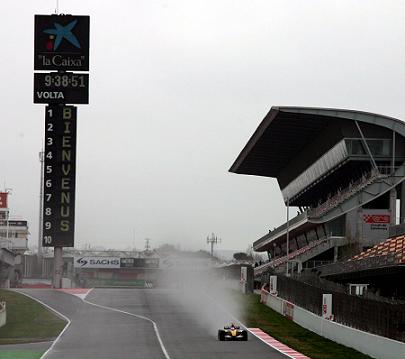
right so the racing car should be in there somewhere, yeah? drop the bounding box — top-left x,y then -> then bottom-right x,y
218,323 -> 248,341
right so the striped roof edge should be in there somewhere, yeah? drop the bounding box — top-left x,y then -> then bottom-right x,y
351,235 -> 405,265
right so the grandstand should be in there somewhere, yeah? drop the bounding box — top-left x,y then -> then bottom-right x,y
230,107 -> 405,276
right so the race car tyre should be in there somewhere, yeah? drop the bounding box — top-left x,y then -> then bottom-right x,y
218,330 -> 225,341
242,331 -> 248,341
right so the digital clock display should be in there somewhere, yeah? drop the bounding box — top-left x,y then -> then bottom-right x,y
34,72 -> 89,104
44,74 -> 86,88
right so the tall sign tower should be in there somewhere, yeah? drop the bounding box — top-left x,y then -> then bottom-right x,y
34,14 -> 90,288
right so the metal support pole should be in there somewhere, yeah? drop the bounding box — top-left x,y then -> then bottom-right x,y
5,208 -> 9,245
53,246 -> 63,288
38,151 -> 44,275
392,131 -> 396,174
390,187 -> 397,226
286,197 -> 290,276
354,121 -> 378,171
357,205 -> 363,250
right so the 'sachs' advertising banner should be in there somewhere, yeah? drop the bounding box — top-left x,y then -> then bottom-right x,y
74,256 -> 121,269
0,193 -> 7,208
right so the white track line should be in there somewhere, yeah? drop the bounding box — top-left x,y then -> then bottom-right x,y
16,289 -> 170,359
82,296 -> 171,359
53,288 -> 170,359
14,290 -> 71,359
56,288 -> 94,300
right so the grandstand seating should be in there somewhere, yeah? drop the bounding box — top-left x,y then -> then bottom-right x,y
254,237 -> 329,275
308,168 -> 389,218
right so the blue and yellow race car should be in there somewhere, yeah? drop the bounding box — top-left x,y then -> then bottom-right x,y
218,323 -> 248,341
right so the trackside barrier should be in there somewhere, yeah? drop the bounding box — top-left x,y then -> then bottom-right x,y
260,288 -> 405,359
0,301 -> 6,328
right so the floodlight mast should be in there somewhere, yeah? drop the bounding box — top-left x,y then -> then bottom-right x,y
206,233 -> 220,257
145,238 -> 151,251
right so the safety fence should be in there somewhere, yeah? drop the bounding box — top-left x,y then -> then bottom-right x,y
276,275 -> 405,342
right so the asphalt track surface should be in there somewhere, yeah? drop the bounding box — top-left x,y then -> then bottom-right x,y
18,288 -> 288,359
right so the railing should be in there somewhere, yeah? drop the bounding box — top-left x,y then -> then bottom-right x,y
0,238 -> 28,251
317,253 -> 399,278
0,239 -> 12,250
254,237 -> 329,273
253,211 -> 308,250
308,167 -> 393,218
302,260 -> 333,269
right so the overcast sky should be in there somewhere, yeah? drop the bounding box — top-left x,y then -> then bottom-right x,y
1,1 -> 405,252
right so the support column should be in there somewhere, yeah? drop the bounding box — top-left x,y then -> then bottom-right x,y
390,187 -> 397,226
357,206 -> 363,247
334,246 -> 338,262
400,182 -> 405,224
53,246 -> 63,289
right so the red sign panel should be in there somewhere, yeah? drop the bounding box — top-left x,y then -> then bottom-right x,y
0,193 -> 8,208
363,214 -> 390,224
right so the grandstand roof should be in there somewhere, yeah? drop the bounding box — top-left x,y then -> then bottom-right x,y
229,107 -> 405,178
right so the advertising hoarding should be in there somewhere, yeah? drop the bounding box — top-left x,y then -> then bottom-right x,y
120,258 -> 135,268
0,193 -> 8,209
74,256 -> 121,268
143,258 -> 159,268
362,209 -> 390,243
322,294 -> 333,320
0,220 -> 28,227
34,15 -> 90,71
120,258 -> 160,268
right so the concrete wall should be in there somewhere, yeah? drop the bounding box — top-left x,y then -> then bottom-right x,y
261,289 -> 405,359
0,301 -> 6,328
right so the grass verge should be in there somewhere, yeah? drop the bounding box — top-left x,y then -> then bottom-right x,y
0,351 -> 44,359
238,293 -> 372,359
0,289 -> 66,345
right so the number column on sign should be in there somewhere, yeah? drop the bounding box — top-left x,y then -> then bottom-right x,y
43,106 -> 56,246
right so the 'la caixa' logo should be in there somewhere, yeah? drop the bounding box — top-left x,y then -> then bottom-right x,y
34,14 -> 90,71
